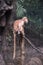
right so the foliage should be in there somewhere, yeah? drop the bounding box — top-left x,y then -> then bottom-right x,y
16,0 -> 27,18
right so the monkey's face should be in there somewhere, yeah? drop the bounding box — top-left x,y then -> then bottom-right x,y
22,17 -> 28,23
25,17 -> 28,23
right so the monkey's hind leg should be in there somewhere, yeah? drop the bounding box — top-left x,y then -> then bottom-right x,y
20,32 -> 25,65
22,36 -> 25,64
13,31 -> 16,60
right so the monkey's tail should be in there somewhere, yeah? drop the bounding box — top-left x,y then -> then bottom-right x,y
23,35 -> 43,55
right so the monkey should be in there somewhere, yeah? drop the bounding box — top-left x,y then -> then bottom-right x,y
13,17 -> 28,59
13,17 -> 28,35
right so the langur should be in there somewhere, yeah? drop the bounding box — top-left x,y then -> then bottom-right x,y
13,17 -> 28,59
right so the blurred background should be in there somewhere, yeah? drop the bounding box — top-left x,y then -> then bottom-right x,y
0,0 -> 43,65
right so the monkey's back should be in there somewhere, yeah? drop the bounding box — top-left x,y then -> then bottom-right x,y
13,19 -> 22,32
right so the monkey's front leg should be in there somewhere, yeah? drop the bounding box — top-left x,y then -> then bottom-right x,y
13,31 -> 16,59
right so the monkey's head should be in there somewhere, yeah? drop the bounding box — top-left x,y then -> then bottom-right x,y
22,17 -> 28,23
